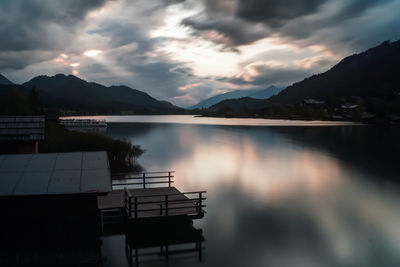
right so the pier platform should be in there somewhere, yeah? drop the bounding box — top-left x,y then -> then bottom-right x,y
98,172 -> 206,224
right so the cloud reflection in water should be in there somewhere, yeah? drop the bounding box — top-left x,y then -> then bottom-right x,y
105,121 -> 400,267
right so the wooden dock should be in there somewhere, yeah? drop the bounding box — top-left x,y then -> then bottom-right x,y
98,172 -> 206,223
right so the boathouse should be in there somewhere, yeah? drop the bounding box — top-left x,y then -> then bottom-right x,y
60,118 -> 107,133
0,115 -> 45,153
0,151 -> 111,266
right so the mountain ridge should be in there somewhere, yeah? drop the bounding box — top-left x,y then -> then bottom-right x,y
0,74 -> 13,85
202,40 -> 400,121
191,85 -> 283,109
3,73 -> 183,114
266,40 -> 400,105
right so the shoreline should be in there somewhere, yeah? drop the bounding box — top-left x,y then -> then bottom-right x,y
60,114 -> 364,127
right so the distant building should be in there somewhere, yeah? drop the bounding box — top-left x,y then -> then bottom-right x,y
0,116 -> 45,154
332,115 -> 344,120
340,103 -> 359,109
60,119 -> 107,134
390,115 -> 400,121
0,151 -> 111,266
362,112 -> 375,119
303,99 -> 325,105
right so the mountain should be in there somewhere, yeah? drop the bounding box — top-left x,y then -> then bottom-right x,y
203,40 -> 400,121
210,97 -> 267,112
267,40 -> 400,105
190,85 -> 283,109
248,86 -> 283,99
22,74 -> 183,114
0,74 -> 13,85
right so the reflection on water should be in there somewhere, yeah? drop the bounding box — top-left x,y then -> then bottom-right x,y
64,115 -> 359,126
125,219 -> 204,266
101,117 -> 400,267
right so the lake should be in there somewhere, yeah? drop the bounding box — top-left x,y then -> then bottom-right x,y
79,115 -> 400,267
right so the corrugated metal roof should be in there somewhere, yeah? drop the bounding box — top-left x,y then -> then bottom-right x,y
0,152 -> 111,196
0,116 -> 45,141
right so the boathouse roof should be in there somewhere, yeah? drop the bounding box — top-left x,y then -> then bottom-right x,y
0,116 -> 45,141
0,151 -> 112,196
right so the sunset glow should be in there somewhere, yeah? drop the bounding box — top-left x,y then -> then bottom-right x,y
83,50 -> 103,57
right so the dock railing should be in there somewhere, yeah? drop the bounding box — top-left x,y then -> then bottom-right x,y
112,171 -> 175,189
124,190 -> 206,219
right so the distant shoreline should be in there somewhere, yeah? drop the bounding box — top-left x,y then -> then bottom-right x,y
60,114 -> 363,127
194,114 -> 400,125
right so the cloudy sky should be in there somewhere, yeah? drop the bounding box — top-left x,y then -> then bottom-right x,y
0,0 -> 399,107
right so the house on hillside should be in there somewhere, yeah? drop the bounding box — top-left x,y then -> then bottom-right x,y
303,99 -> 325,105
0,116 -> 45,153
340,103 -> 359,109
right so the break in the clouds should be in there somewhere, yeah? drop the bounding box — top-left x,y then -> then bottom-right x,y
0,0 -> 399,107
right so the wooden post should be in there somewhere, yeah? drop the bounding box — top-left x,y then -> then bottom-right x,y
135,248 -> 139,266
124,187 -> 131,217
134,196 -> 138,218
198,192 -> 202,215
125,238 -> 133,266
168,172 -> 171,187
128,196 -> 132,218
165,195 -> 169,217
165,244 -> 169,265
143,173 -> 146,189
124,188 -> 127,216
198,240 -> 203,262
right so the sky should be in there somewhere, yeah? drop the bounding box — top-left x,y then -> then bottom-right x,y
0,0 -> 399,107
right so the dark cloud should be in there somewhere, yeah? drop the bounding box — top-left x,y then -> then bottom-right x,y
99,47 -> 191,100
202,0 -> 237,15
0,0 -> 109,70
181,0 -> 329,46
170,66 -> 195,77
182,0 -> 398,53
88,22 -> 154,51
220,64 -> 312,87
182,16 -> 267,46
236,0 -> 328,27
79,63 -> 109,74
162,0 -> 186,5
0,0 -> 108,51
0,51 -> 55,70
131,63 -> 189,99
334,0 -> 391,21
277,0 -> 394,42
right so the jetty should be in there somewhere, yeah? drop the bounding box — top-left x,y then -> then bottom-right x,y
99,171 -> 207,265
98,171 -> 206,228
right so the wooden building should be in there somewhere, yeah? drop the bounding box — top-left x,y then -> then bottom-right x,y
60,118 -> 107,134
0,116 -> 45,154
0,151 -> 112,266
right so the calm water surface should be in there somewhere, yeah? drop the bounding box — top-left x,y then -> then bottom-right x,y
79,116 -> 400,267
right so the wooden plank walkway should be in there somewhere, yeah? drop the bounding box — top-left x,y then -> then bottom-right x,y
98,189 -> 126,210
98,187 -> 205,219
